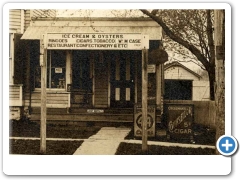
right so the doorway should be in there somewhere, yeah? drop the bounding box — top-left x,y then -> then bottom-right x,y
71,50 -> 92,107
110,51 -> 135,108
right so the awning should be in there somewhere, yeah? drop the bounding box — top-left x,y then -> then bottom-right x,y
21,26 -> 162,40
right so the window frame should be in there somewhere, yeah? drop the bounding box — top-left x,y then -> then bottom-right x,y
9,33 -> 14,84
34,50 -> 67,90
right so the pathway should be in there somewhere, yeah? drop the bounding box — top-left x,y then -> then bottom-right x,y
73,127 -> 131,155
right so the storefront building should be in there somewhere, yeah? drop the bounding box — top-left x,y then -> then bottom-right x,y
14,17 -> 164,123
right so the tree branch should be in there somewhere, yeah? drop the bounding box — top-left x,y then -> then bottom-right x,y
140,9 -> 210,69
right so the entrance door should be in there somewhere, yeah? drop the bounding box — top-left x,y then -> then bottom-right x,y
110,51 -> 134,108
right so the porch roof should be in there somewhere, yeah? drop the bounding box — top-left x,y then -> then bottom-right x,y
21,18 -> 162,40
21,22 -> 162,40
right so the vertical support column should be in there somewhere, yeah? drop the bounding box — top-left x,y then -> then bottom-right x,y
161,64 -> 165,115
91,52 -> 95,107
108,56 -> 111,107
40,35 -> 47,154
142,48 -> 148,153
156,64 -> 161,110
19,85 -> 23,106
66,51 -> 72,87
134,51 -> 138,104
66,50 -> 72,108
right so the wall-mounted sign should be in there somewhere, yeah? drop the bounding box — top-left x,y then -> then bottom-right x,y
55,68 -> 62,73
45,33 -> 149,50
134,104 -> 156,137
165,104 -> 194,139
147,64 -> 156,73
87,109 -> 104,113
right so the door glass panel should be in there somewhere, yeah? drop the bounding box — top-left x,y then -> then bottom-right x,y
115,88 -> 120,101
126,88 -> 130,101
115,57 -> 120,80
126,58 -> 130,80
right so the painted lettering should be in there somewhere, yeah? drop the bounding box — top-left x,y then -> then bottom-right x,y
62,34 -> 70,38
129,39 -> 141,43
72,34 -> 90,38
169,128 -> 192,134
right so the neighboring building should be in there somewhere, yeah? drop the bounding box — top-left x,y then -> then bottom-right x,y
164,61 -> 210,101
163,61 -> 214,128
9,9 -> 56,120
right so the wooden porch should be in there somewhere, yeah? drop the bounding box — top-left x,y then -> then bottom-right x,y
29,107 -> 162,125
29,107 -> 134,122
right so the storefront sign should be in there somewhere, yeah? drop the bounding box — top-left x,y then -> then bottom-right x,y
45,33 -> 149,50
166,104 -> 194,139
134,104 -> 155,137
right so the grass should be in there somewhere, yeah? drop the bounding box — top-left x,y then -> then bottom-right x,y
9,139 -> 83,155
116,142 -> 215,155
9,120 -> 100,155
9,120 -> 101,139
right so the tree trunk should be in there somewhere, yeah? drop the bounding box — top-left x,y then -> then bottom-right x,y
208,66 -> 215,101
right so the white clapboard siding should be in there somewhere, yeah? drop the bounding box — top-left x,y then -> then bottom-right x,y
9,10 -> 21,33
24,91 -> 70,108
192,81 -> 210,101
24,10 -> 31,31
164,66 -> 200,81
9,85 -> 23,106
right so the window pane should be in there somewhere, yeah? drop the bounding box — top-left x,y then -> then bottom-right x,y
126,88 -> 130,101
115,88 -> 120,101
47,50 -> 66,89
50,68 -> 66,88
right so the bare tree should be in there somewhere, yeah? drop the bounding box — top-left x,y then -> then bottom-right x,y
140,9 -> 216,100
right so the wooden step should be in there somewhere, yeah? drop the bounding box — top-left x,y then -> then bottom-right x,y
30,113 -> 133,122
30,107 -> 134,115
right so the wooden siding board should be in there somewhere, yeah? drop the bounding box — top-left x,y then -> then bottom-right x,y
164,67 -> 200,80
9,9 -> 21,31
24,92 -> 69,107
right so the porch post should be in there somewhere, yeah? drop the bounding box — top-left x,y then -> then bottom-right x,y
156,64 -> 162,110
40,35 -> 47,154
142,48 -> 148,153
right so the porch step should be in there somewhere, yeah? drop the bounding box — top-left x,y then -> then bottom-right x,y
70,107 -> 133,114
29,107 -> 133,122
30,107 -> 134,114
30,113 -> 133,122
